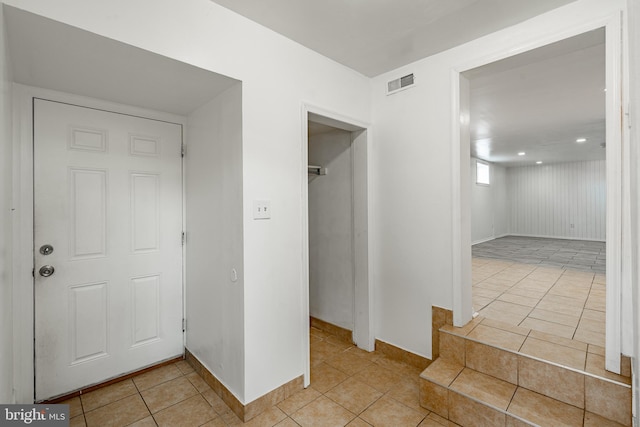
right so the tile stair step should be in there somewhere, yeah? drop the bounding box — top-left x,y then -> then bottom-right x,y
418,326 -> 632,426
420,359 -> 629,427
439,324 -> 632,383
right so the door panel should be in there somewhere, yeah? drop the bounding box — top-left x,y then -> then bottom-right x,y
69,168 -> 107,259
34,99 -> 183,400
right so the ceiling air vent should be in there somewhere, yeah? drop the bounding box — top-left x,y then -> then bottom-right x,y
387,73 -> 415,95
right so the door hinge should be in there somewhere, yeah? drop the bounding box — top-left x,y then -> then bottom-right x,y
181,145 -> 186,157
181,231 -> 186,246
182,318 -> 186,332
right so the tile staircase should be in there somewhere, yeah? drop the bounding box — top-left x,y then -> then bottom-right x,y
419,317 -> 632,427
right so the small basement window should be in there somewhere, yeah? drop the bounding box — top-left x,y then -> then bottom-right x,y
476,161 -> 490,185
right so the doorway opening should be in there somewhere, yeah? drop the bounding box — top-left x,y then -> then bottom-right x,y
452,21 -> 625,374
308,122 -> 356,342
465,29 -> 607,347
301,107 -> 373,387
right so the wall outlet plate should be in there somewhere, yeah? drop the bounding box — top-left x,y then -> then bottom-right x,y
253,200 -> 271,219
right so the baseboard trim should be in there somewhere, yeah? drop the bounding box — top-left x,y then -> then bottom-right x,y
473,234 -> 606,245
310,317 -> 353,344
472,236 -> 498,245
505,233 -> 605,242
185,348 -> 303,422
374,340 -> 431,370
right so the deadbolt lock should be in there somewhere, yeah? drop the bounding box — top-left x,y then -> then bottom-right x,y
39,244 -> 54,256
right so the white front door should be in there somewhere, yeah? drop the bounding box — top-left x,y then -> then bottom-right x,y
34,99 -> 184,401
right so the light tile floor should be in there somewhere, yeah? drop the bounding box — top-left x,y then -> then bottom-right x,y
472,256 -> 606,348
472,237 -> 607,348
62,329 -> 450,427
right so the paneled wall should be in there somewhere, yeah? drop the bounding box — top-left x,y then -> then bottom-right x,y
493,166 -> 510,238
508,160 -> 606,241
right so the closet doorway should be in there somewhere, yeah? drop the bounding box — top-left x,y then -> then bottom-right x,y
308,120 -> 355,340
301,107 -> 373,386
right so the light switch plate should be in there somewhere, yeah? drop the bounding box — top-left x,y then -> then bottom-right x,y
253,200 -> 271,219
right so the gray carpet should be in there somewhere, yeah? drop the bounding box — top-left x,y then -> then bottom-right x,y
472,236 -> 605,273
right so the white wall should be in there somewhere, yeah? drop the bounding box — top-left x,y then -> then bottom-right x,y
0,4 -> 13,404
185,83 -> 244,400
4,0 -> 371,403
308,129 -> 354,331
627,0 -> 639,420
508,160 -> 606,241
470,158 -> 508,244
372,0 -> 626,358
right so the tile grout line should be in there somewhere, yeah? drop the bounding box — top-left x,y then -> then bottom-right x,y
129,377 -> 153,425
311,333 -> 431,426
482,261 -> 559,329
93,366 -> 220,426
471,263 -> 616,392
520,268 -> 575,336
78,394 -> 88,427
474,262 -> 597,364
571,273 -> 598,364
483,264 -> 595,339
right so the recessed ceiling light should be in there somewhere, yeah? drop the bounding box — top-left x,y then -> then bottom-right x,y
536,161 -> 543,164
576,138 -> 587,143
518,152 -> 526,156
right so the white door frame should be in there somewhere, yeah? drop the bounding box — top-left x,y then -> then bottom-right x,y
12,84 -> 187,402
300,103 -> 374,387
450,15 -> 625,372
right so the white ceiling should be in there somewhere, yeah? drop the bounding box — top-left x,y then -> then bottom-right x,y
5,7 -> 238,116
211,0 -> 604,167
209,0 -> 578,78
466,28 -> 605,167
